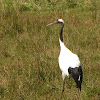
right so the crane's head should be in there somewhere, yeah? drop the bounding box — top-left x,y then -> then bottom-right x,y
47,18 -> 64,26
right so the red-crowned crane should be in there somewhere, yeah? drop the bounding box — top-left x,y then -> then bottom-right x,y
47,19 -> 83,94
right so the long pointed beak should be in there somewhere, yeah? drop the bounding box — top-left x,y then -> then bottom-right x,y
47,21 -> 57,26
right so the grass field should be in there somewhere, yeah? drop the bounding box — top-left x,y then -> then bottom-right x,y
0,0 -> 100,100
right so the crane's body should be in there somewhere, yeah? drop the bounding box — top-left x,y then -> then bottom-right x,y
47,19 -> 83,93
59,39 -> 81,76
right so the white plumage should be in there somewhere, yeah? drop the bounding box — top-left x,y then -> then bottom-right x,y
59,39 -> 81,76
47,18 -> 83,93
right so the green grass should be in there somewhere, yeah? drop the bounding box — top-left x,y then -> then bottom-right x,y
0,0 -> 100,100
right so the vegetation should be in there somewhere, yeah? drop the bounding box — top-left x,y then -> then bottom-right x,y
0,0 -> 100,99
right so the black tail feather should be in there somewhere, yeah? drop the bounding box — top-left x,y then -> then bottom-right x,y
68,66 -> 83,91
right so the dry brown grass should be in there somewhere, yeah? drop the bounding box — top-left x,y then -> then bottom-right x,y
0,0 -> 100,100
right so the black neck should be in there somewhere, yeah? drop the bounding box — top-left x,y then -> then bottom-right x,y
60,23 -> 64,42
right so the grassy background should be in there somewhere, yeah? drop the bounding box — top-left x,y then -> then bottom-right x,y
0,0 -> 100,100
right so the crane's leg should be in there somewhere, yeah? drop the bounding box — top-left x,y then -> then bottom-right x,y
62,72 -> 66,94
78,88 -> 81,100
